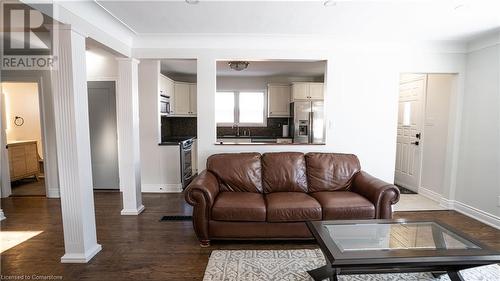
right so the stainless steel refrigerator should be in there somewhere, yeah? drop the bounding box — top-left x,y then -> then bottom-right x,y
290,101 -> 325,144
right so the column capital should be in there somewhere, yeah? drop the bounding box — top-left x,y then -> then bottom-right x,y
116,57 -> 140,65
47,23 -> 87,38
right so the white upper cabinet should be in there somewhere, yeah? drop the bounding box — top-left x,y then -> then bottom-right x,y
292,82 -> 324,101
267,84 -> 291,117
172,82 -> 197,116
189,84 -> 197,115
308,83 -> 324,100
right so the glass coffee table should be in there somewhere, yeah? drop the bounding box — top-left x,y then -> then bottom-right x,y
306,219 -> 500,281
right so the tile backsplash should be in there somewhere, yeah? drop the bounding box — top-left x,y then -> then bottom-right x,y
161,117 -> 197,137
217,118 -> 290,137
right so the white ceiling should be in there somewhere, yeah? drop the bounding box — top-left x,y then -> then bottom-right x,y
160,59 -> 326,77
96,0 -> 500,41
161,59 -> 197,75
217,60 -> 326,77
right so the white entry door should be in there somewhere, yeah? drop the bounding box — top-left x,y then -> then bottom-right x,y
395,75 -> 426,191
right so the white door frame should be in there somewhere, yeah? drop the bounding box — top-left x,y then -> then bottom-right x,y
396,72 -> 460,204
1,74 -> 57,198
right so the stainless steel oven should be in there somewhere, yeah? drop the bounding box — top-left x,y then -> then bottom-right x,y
180,138 -> 194,189
160,95 -> 171,115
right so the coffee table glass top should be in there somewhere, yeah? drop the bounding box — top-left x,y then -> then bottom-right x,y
324,221 -> 480,252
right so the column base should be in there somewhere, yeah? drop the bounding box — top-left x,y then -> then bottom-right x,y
60,244 -> 102,263
121,204 -> 145,215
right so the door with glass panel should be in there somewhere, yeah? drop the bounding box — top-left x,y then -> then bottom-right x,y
395,75 -> 425,192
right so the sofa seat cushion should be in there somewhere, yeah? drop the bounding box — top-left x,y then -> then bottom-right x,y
212,192 -> 266,222
310,191 -> 375,220
265,192 -> 322,222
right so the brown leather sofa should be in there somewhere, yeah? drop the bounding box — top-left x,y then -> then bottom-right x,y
185,152 -> 400,246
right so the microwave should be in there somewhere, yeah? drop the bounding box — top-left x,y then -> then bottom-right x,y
160,95 -> 171,115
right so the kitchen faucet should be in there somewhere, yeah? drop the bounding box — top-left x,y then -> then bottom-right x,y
232,123 -> 240,137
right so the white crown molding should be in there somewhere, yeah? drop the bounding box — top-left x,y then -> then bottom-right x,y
467,30 -> 500,53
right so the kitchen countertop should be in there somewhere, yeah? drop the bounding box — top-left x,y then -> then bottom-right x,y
159,136 -> 196,146
216,135 -> 293,139
215,142 -> 325,145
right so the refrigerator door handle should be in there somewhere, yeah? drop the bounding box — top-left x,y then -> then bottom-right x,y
309,111 -> 313,143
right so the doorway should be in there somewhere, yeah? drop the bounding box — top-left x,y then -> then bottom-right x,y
87,81 -> 119,190
394,73 -> 457,211
1,82 -> 45,196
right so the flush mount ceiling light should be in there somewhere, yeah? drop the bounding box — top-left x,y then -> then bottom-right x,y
185,0 -> 199,4
228,61 -> 249,71
323,0 -> 337,7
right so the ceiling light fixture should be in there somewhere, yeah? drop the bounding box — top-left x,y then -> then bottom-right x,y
323,0 -> 337,7
228,61 -> 249,71
185,0 -> 199,4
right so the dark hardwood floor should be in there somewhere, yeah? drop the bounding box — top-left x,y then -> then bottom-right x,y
1,192 -> 499,280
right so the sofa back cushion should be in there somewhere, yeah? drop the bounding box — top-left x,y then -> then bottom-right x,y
305,153 -> 360,192
207,153 -> 263,193
262,152 -> 308,193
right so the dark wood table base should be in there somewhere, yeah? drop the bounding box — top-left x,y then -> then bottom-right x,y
306,265 -> 478,281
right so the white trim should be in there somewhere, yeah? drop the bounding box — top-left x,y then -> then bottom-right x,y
439,197 -> 455,210
46,188 -> 60,198
418,186 -> 442,203
141,184 -> 182,193
60,244 -> 102,263
87,77 -> 118,82
120,204 -> 145,216
467,31 -> 500,53
451,200 -> 500,230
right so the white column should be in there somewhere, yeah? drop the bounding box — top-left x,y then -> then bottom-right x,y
116,58 -> 144,215
51,25 -> 101,263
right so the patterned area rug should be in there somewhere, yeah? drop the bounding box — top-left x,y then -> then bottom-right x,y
203,249 -> 500,281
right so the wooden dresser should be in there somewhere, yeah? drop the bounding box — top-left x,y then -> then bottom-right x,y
7,141 -> 40,181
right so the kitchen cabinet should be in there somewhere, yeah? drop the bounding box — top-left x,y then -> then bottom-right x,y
267,84 -> 291,117
8,141 -> 40,181
189,84 -> 197,115
292,82 -> 324,101
172,82 -> 197,116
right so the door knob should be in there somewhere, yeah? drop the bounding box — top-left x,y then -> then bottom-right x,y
416,133 -> 421,139
411,141 -> 419,146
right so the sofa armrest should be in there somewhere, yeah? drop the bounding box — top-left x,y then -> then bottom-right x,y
184,170 -> 219,245
351,171 -> 400,219
185,170 -> 219,208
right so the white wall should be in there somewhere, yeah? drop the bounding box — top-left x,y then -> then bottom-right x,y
133,40 -> 468,185
420,74 -> 455,196
455,41 -> 500,218
138,60 -> 182,192
86,47 -> 118,81
2,82 -> 43,155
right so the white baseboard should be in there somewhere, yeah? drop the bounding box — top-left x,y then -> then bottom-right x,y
409,186 -> 500,230
121,204 -> 145,216
440,197 -> 455,209
451,200 -> 500,230
418,187 -> 442,203
141,184 -> 182,193
46,188 -> 60,198
60,244 -> 102,263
